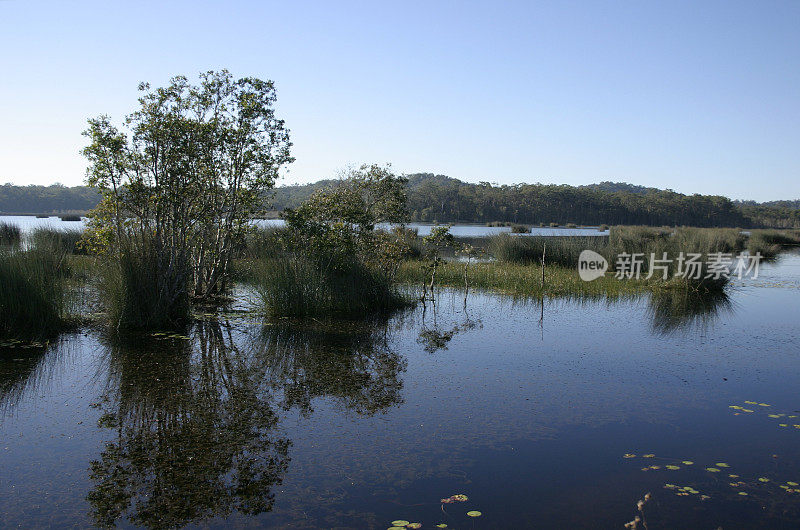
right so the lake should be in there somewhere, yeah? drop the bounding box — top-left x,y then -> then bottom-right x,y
1,251 -> 800,528
0,216 -> 609,238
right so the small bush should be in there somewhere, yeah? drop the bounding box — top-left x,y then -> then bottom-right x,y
0,250 -> 67,341
0,222 -> 22,247
510,224 -> 529,234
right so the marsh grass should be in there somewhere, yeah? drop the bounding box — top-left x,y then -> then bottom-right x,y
30,227 -> 86,255
254,255 -> 409,318
101,242 -> 191,331
397,260 -> 650,299
489,234 -> 609,267
510,224 -> 530,233
746,229 -> 800,260
0,249 -> 68,341
0,222 -> 22,247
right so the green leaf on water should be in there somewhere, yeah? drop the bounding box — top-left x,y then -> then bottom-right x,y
716,463 -> 730,468
729,474 -> 739,478
758,478 -> 770,482
768,414 -> 781,418
623,453 -> 636,458
407,524 -> 422,529
643,454 -> 655,458
787,482 -> 799,486
741,409 -> 754,413
738,492 -> 748,496
758,403 -> 770,407
436,525 -> 448,529
666,465 -> 680,470
706,468 -> 720,472
467,511 -> 482,517
744,401 -> 757,404
779,424 -> 789,427
391,521 -> 410,527
682,461 -> 694,465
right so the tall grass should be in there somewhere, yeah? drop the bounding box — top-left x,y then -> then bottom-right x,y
255,255 -> 409,318
746,229 -> 800,260
30,228 -> 86,255
0,222 -> 22,247
101,241 -> 191,331
0,249 -> 67,341
489,234 -> 609,267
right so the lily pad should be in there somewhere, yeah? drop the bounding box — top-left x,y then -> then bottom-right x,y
467,511 -> 482,517
643,454 -> 655,458
787,482 -> 799,486
758,477 -> 770,483
623,453 -> 636,458
436,525 -> 448,529
391,522 -> 410,527
738,491 -> 748,496
408,524 -> 422,529
715,463 -> 730,468
706,467 -> 720,472
666,465 -> 680,470
682,461 -> 694,465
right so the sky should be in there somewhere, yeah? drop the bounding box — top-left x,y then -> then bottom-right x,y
1,1 -> 798,201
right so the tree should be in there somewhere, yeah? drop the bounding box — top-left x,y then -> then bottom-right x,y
82,70 -> 293,300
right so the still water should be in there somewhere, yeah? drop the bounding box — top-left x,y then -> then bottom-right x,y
1,255 -> 800,528
0,216 -> 608,238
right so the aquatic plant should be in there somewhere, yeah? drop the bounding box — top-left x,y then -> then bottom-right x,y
29,227 -> 86,255
0,249 -> 67,341
0,222 -> 21,247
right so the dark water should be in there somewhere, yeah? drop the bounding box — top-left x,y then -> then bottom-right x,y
2,255 -> 800,528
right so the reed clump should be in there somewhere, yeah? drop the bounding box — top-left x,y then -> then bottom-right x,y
0,222 -> 22,247
30,228 -> 86,255
489,233 -> 608,267
100,240 -> 191,331
255,254 -> 407,318
510,224 -> 530,234
0,249 -> 68,341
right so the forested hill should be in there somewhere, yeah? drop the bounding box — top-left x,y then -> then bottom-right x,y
3,176 -> 799,228
272,173 -> 800,228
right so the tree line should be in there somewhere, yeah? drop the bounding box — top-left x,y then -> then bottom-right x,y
3,173 -> 799,228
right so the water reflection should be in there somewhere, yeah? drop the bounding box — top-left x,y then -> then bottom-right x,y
646,288 -> 734,335
88,316 -> 406,528
0,341 -> 64,417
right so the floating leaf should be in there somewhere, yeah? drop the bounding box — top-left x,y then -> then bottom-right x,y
623,454 -> 636,458
682,461 -> 694,465
787,482 -> 799,486
768,414 -> 781,418
664,484 -> 677,489
643,454 -> 655,458
716,463 -> 730,468
666,465 -> 680,470
451,494 -> 468,502
700,495 -> 711,500
466,511 -> 482,517
650,465 -> 661,470
742,409 -> 754,413
391,522 -> 410,527
758,477 -> 770,483
436,525 -> 448,529
744,401 -> 757,405
758,403 -> 770,407
706,468 -> 721,472
729,474 -> 739,478
407,524 -> 422,529
779,424 -> 789,427
738,492 -> 748,496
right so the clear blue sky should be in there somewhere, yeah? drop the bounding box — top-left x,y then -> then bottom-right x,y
1,0 -> 798,201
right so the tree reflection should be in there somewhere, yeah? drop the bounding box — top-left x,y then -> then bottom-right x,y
88,316 -> 405,528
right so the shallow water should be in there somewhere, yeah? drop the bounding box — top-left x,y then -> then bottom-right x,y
1,255 -> 800,528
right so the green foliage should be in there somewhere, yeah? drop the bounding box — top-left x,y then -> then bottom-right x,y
259,165 -> 412,317
82,70 -> 293,300
490,234 -> 608,268
100,240 -> 191,331
510,224 -> 529,233
0,250 -> 67,340
0,222 -> 21,247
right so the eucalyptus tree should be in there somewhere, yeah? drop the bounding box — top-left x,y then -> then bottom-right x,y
82,70 -> 293,301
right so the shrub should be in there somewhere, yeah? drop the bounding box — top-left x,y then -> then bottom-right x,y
510,224 -> 529,234
565,223 -> 577,228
